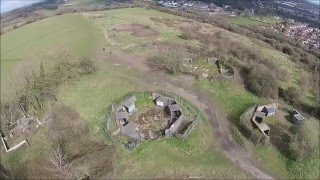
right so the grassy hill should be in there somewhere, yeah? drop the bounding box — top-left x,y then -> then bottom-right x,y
1,7 -> 318,179
0,14 -> 103,101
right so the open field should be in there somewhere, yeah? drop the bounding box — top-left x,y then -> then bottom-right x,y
195,78 -> 319,179
1,7 -> 318,179
0,14 -> 103,101
230,16 -> 282,26
57,56 -> 249,178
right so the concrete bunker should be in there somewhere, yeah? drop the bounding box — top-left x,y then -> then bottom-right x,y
112,92 -> 195,145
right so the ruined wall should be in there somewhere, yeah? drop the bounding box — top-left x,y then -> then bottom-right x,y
165,116 -> 184,137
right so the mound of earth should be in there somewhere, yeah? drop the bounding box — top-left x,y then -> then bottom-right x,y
112,24 -> 156,37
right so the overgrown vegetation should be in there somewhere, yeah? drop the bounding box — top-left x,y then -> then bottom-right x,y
146,44 -> 185,74
244,65 -> 279,98
289,118 -> 319,160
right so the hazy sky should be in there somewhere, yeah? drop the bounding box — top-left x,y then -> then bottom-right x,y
1,0 -> 44,14
307,0 -> 320,5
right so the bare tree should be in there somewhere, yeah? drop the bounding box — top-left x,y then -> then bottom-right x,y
47,144 -> 73,178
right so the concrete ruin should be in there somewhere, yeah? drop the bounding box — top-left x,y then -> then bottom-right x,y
251,103 -> 278,142
114,93 -> 186,142
1,130 -> 29,153
292,109 -> 305,125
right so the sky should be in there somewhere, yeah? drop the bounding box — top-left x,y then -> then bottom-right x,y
1,0 -> 44,14
307,0 -> 320,5
308,0 -> 320,5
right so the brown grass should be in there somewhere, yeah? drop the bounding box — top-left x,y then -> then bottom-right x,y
112,23 -> 156,37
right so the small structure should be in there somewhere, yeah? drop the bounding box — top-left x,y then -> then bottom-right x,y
292,109 -> 305,125
113,93 -> 190,145
256,103 -> 278,117
1,131 -> 29,153
123,96 -> 136,113
254,111 -> 266,123
121,122 -> 143,141
8,117 -> 33,137
251,105 -> 272,142
252,112 -> 270,136
154,95 -> 171,107
166,104 -> 182,119
116,111 -> 129,125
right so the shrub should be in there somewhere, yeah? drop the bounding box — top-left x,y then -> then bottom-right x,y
282,44 -> 294,55
279,87 -> 301,105
289,118 -> 319,160
244,65 -> 279,98
146,44 -> 185,74
79,56 -> 97,74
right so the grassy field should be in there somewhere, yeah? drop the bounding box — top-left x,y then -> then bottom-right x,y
0,14 -> 103,101
57,57 -> 249,178
194,78 -> 320,179
1,7 -> 318,179
194,80 -> 262,124
231,16 -> 281,26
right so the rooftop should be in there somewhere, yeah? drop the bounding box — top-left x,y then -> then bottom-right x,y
116,111 -> 129,120
294,113 -> 305,121
123,96 -> 136,107
156,95 -> 171,103
121,122 -> 141,140
168,104 -> 181,112
256,122 -> 270,132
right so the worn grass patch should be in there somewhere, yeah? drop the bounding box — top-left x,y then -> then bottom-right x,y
194,80 -> 261,124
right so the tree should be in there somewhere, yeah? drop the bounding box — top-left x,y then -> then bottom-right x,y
47,144 -> 74,178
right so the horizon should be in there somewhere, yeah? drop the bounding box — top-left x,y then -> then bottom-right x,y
0,0 -> 44,14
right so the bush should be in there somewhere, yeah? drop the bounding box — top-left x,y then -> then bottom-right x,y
146,44 -> 185,74
79,56 -> 97,74
282,44 -> 294,55
279,87 -> 301,105
289,118 -> 319,160
244,65 -> 279,98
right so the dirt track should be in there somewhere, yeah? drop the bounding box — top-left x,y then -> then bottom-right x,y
106,50 -> 273,179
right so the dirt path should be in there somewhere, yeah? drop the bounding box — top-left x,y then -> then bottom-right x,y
101,50 -> 273,179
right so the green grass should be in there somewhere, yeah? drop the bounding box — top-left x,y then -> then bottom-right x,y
0,14 -> 103,101
285,147 -> 320,179
1,128 -> 52,173
194,80 -> 261,124
253,145 -> 320,179
194,77 -> 319,179
115,140 -> 248,179
231,16 -> 281,26
85,8 -> 200,51
57,57 -> 248,178
135,92 -> 154,109
253,145 -> 289,179
57,70 -> 140,138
